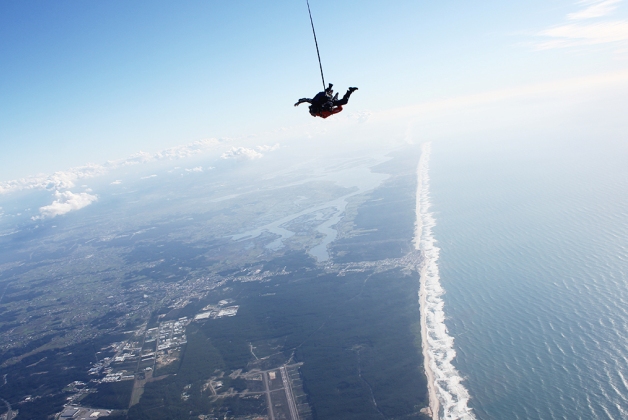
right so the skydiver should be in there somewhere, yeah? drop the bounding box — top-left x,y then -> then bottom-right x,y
294,83 -> 358,119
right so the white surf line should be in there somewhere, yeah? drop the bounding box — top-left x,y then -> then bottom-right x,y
415,143 -> 475,420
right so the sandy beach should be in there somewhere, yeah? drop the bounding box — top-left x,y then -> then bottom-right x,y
419,260 -> 440,420
415,144 -> 440,420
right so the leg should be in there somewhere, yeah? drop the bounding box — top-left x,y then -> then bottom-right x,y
333,88 -> 357,107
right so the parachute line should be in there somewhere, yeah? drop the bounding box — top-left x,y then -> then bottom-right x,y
306,0 -> 326,89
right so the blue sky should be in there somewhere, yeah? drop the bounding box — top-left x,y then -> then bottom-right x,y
1,0 -> 628,181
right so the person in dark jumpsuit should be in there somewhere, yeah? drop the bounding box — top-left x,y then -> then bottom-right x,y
294,84 -> 358,118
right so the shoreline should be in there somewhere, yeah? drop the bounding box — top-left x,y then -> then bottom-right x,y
419,260 -> 440,420
415,143 -> 440,420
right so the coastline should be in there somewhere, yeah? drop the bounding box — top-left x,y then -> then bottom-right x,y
419,262 -> 440,420
415,143 -> 440,420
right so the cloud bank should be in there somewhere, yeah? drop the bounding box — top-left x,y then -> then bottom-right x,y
534,0 -> 628,50
0,163 -> 108,195
220,144 -> 279,160
221,147 -> 263,160
1,138 -> 282,225
568,0 -> 621,20
536,21 -> 628,49
35,191 -> 98,220
0,138 -> 226,195
255,143 -> 280,152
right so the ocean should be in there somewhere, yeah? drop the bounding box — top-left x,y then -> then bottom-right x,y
420,137 -> 628,419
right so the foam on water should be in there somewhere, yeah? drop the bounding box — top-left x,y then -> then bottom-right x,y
415,143 -> 475,420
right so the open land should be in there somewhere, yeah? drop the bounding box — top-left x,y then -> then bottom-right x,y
0,148 -> 430,419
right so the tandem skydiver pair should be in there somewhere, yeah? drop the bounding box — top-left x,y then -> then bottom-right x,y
294,84 -> 358,119
295,1 -> 358,119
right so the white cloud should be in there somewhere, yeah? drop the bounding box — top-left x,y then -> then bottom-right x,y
255,144 -> 280,152
568,0 -> 622,20
185,166 -> 204,172
0,163 -> 108,195
533,0 -> 628,49
377,69 -> 628,121
111,180 -> 122,185
141,174 -> 157,179
221,147 -> 264,160
1,138 -> 221,195
348,111 -> 372,123
110,138 -> 222,166
535,21 -> 628,49
220,144 -> 279,160
34,191 -> 98,220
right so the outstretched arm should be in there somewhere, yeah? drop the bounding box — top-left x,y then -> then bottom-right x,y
294,98 -> 311,107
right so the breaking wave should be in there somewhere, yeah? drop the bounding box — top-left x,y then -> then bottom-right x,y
415,143 -> 475,420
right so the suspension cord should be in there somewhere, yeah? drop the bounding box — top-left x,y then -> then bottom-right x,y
306,0 -> 326,89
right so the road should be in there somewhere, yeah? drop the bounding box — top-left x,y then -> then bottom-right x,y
280,367 -> 300,420
262,372 -> 275,420
218,364 -> 302,420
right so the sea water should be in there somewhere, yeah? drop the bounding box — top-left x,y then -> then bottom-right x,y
426,137 -> 628,419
